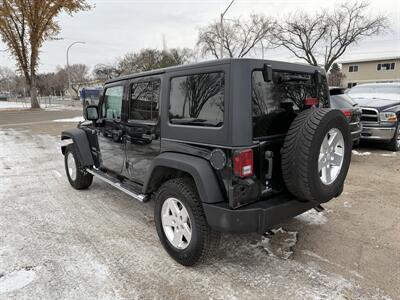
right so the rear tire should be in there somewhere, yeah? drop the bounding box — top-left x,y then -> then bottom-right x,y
154,178 -> 220,266
64,144 -> 93,189
281,108 -> 352,203
387,123 -> 400,152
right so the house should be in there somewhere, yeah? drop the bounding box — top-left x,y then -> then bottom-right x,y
339,56 -> 400,88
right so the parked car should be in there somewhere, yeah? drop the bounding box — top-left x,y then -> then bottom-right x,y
347,82 -> 400,151
61,58 -> 352,265
80,87 -> 103,107
329,87 -> 362,145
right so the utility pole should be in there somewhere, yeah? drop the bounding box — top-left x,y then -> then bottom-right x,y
66,41 -> 85,105
220,0 -> 235,59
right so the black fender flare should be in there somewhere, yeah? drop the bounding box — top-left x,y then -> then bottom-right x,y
61,128 -> 94,167
143,152 -> 224,204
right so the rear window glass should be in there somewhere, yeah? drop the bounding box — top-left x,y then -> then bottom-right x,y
169,72 -> 225,127
330,94 -> 356,109
252,70 -> 328,138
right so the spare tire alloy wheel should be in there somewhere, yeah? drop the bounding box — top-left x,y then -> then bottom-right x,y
161,197 -> 192,250
319,128 -> 345,185
281,108 -> 352,203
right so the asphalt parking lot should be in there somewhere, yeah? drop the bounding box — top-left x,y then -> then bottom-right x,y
0,109 -> 399,299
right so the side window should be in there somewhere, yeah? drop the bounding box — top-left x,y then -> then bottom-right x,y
102,85 -> 124,119
129,79 -> 161,121
169,72 -> 224,127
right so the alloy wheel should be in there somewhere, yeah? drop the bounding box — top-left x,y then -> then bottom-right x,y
318,128 -> 345,185
161,197 -> 192,250
67,152 -> 77,181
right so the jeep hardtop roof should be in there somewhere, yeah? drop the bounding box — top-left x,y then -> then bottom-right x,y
105,58 -> 325,85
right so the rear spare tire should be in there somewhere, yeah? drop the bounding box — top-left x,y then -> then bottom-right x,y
281,108 -> 351,202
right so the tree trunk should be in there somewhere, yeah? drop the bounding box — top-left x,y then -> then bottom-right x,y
29,76 -> 40,109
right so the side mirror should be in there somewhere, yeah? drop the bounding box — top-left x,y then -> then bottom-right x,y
262,64 -> 272,82
85,105 -> 99,121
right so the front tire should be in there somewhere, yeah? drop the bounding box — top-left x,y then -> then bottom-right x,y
64,144 -> 93,189
387,123 -> 400,152
154,178 -> 220,266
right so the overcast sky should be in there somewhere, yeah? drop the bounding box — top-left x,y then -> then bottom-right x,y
0,0 -> 399,73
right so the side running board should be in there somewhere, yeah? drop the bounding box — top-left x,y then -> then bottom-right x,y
86,168 -> 149,202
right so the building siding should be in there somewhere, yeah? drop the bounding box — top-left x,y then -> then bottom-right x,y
341,58 -> 400,88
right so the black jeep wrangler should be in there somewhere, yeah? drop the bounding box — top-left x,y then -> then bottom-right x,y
61,58 -> 351,266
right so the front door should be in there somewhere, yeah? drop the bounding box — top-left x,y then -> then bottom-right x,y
97,84 -> 126,174
123,77 -> 162,183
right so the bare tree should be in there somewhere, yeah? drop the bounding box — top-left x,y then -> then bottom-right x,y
67,63 -> 90,98
273,2 -> 388,71
0,0 -> 90,108
197,14 -> 275,59
0,66 -> 15,93
118,48 -> 193,75
93,64 -> 121,82
328,63 -> 345,86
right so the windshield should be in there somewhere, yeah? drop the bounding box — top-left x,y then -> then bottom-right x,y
330,94 -> 356,109
348,84 -> 400,96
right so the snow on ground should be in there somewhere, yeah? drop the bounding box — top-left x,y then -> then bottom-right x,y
0,101 -> 30,110
53,116 -> 84,123
0,128 -> 395,299
0,267 -> 36,294
352,150 -> 371,156
295,209 -> 329,225
0,101 -> 81,111
260,228 -> 298,259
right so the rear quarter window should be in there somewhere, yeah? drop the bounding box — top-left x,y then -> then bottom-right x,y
169,72 -> 225,127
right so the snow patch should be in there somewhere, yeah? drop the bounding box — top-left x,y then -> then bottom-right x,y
0,101 -> 30,110
380,152 -> 397,157
53,116 -> 84,123
261,228 -> 298,259
0,268 -> 36,294
343,201 -> 352,208
352,150 -> 371,156
295,209 -> 328,226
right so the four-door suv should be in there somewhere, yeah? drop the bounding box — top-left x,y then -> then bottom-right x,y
61,58 -> 352,266
347,82 -> 400,151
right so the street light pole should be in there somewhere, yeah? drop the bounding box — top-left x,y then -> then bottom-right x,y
220,0 -> 235,59
66,41 -> 85,104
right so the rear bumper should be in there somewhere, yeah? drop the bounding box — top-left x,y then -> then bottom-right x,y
203,194 -> 317,234
360,125 -> 396,141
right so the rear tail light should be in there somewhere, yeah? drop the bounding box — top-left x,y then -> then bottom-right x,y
233,149 -> 254,178
304,97 -> 319,106
341,109 -> 352,121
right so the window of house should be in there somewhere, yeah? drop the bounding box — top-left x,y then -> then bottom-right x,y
129,79 -> 161,121
348,65 -> 358,72
169,72 -> 225,127
102,85 -> 124,119
377,62 -> 396,71
347,82 -> 357,88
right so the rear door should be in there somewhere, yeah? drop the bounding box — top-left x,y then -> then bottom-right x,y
123,76 -> 162,183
